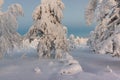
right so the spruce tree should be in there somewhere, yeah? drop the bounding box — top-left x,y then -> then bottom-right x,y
27,0 -> 68,58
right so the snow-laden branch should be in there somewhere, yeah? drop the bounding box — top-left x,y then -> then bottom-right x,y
8,4 -> 24,17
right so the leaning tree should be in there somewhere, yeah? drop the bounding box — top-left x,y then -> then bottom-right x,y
85,0 -> 120,57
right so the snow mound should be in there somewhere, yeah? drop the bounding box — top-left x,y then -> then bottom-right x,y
60,59 -> 82,75
105,65 -> 113,73
60,53 -> 83,75
34,67 -> 41,74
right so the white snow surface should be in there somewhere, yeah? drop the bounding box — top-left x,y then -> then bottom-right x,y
1,44 -> 120,80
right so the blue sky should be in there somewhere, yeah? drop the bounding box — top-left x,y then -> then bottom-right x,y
2,0 -> 95,37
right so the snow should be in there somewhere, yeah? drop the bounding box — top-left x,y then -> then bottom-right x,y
1,44 -> 120,80
105,65 -> 113,73
34,67 -> 41,74
1,0 -> 120,80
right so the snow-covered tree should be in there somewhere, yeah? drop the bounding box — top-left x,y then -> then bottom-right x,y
85,0 -> 117,25
26,0 -> 68,58
86,0 -> 120,57
68,34 -> 76,49
0,2 -> 24,58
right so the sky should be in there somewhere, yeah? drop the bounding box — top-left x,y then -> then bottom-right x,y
2,0 -> 95,37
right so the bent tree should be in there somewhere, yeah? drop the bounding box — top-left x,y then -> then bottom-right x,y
85,0 -> 120,57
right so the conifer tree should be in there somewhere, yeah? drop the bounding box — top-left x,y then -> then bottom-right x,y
0,1 -> 24,58
27,0 -> 68,58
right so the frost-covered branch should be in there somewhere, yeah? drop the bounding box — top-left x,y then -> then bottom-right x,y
85,0 -> 97,25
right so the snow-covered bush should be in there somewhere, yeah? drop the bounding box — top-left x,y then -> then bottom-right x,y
86,0 -> 120,57
0,2 -> 24,58
25,0 -> 68,58
68,34 -> 88,49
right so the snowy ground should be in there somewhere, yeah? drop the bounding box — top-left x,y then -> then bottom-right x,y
1,46 -> 120,80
